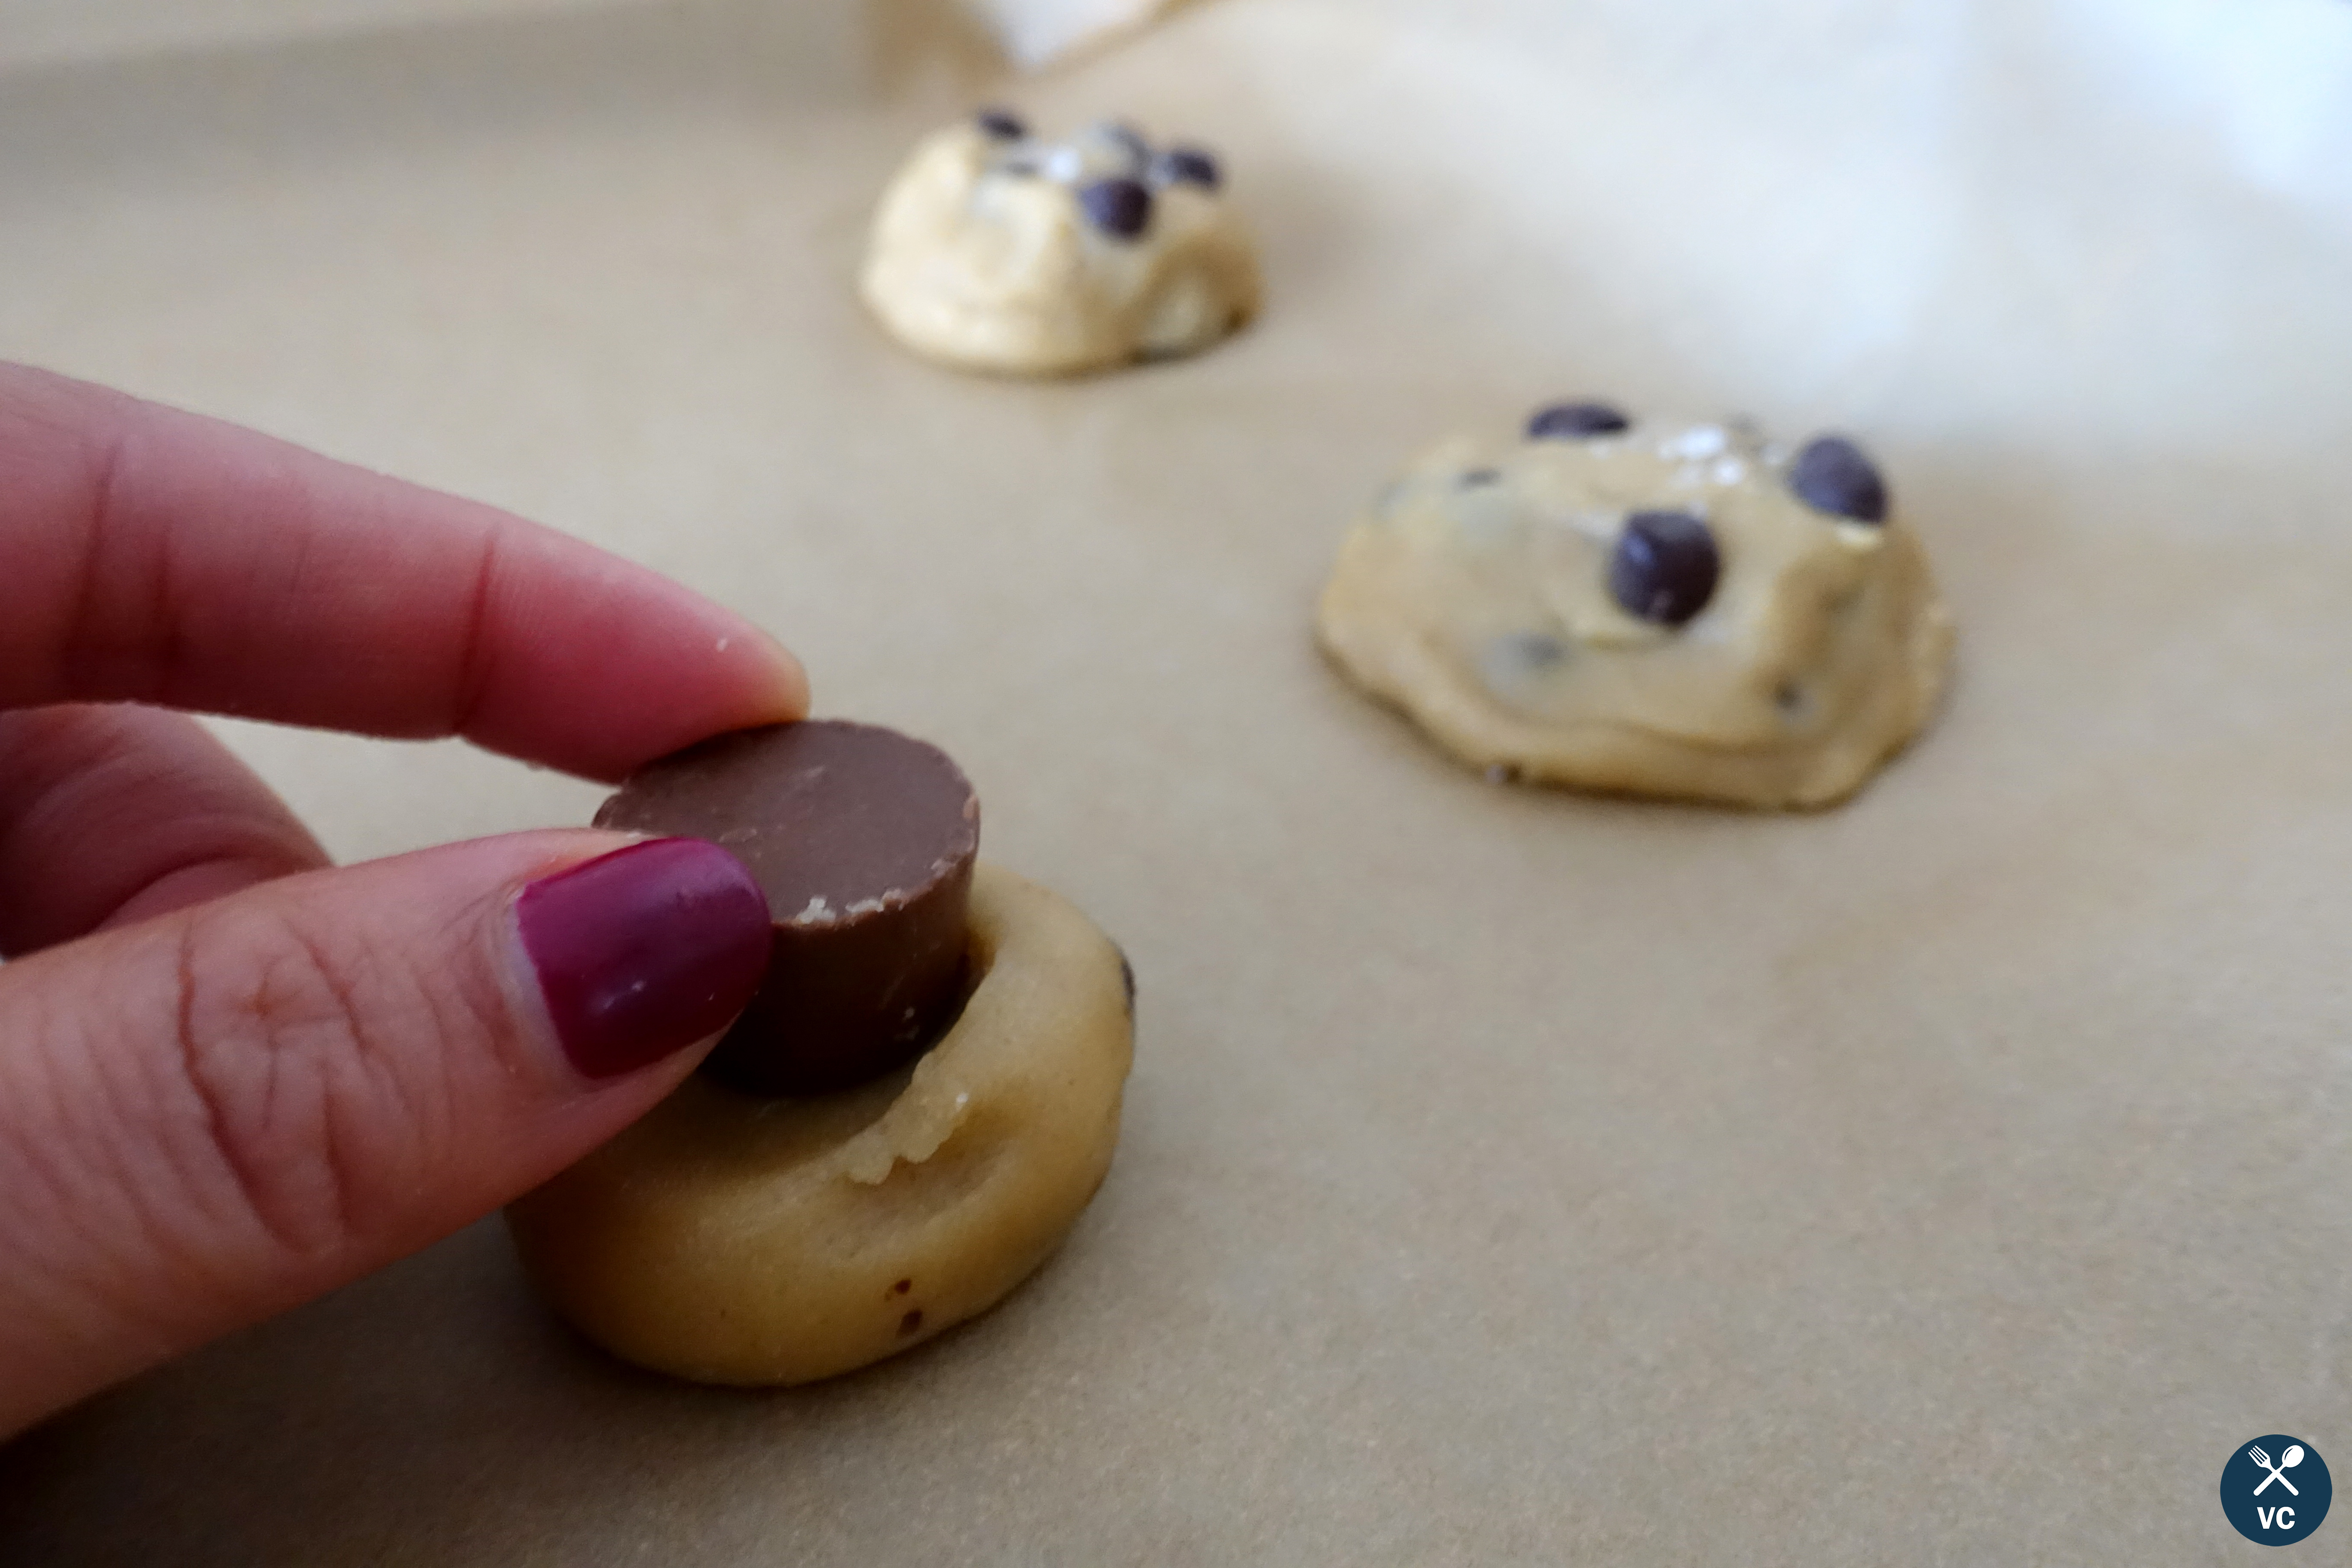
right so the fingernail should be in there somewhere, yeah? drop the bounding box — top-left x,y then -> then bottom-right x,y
515,838 -> 773,1079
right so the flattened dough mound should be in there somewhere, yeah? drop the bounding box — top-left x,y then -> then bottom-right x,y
507,863 -> 1134,1386
859,119 -> 1260,376
1316,418 -> 1954,808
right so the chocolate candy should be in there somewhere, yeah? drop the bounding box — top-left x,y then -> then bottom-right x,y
1608,509 -> 1720,626
1527,401 -> 1631,440
1150,146 -> 1221,190
1788,435 -> 1888,523
976,108 -> 1028,141
1080,177 -> 1155,240
595,721 -> 980,1097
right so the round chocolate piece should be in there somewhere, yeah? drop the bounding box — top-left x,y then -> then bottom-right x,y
1078,177 -> 1154,240
975,107 -> 1028,141
595,721 -> 980,1097
1608,509 -> 1721,626
1527,401 -> 1632,440
1149,146 -> 1221,190
1788,434 -> 1888,523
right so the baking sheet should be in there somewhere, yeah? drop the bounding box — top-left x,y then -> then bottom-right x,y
3,0 -> 2351,1561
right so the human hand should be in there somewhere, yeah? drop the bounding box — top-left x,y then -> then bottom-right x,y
0,365 -> 803,1436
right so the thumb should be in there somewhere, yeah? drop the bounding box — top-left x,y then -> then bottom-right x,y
0,830 -> 770,1436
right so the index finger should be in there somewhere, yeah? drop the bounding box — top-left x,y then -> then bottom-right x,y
0,365 -> 807,781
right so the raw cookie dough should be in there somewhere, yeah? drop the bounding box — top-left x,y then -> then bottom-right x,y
860,110 -> 1260,376
507,863 -> 1134,1387
1315,403 -> 1954,808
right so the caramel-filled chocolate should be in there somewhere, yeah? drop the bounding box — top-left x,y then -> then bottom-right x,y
595,721 -> 980,1096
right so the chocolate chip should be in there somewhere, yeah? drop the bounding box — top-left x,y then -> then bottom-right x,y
975,108 -> 1027,141
1788,435 -> 1887,523
1115,947 -> 1136,1020
1079,177 -> 1154,240
1149,146 -> 1221,190
898,1309 -> 925,1337
891,1278 -> 913,1296
1526,401 -> 1631,440
1608,510 -> 1720,626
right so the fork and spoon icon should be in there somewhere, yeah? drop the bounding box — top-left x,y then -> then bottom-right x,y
2250,1444 -> 2305,1496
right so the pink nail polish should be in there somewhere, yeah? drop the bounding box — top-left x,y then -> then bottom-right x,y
515,839 -> 772,1079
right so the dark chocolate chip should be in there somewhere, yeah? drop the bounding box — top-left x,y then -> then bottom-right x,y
1115,947 -> 1136,1020
898,1309 -> 925,1337
1079,177 -> 1154,240
891,1278 -> 913,1296
975,108 -> 1028,141
1608,510 -> 1721,626
1149,146 -> 1221,190
595,720 -> 980,1098
1788,435 -> 1888,523
1526,401 -> 1632,440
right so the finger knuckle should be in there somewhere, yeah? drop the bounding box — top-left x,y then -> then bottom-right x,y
166,905 -> 449,1260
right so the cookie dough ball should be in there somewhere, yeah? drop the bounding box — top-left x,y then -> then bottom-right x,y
860,110 -> 1260,376
1315,405 -> 1954,808
508,863 -> 1134,1386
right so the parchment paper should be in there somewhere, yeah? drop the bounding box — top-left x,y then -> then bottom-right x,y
3,1 -> 2350,1561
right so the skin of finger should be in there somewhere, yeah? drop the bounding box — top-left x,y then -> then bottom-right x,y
0,704 -> 330,956
0,365 -> 808,782
0,828 -> 704,1437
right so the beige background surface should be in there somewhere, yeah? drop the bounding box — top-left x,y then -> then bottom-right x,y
3,0 -> 2351,1561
